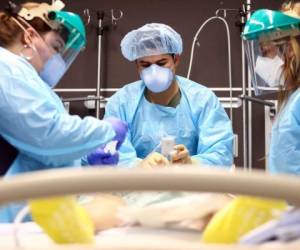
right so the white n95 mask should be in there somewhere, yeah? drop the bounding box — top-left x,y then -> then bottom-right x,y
40,54 -> 67,88
254,55 -> 285,87
140,64 -> 174,93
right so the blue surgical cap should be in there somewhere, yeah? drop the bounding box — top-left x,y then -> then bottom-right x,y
121,23 -> 183,61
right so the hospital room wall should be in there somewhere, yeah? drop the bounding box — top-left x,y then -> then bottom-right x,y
1,0 -> 281,169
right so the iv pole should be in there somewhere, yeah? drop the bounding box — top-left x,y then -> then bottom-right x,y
237,1 -> 251,170
96,11 -> 105,119
246,0 -> 253,171
83,9 -> 123,119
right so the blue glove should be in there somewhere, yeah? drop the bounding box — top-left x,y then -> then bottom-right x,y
106,117 -> 128,149
87,147 -> 119,165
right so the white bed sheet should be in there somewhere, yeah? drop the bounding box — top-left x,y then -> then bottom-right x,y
1,223 -> 299,250
0,222 -> 202,249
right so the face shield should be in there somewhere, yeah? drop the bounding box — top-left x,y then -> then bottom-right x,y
242,8 -> 300,96
11,0 -> 86,86
46,11 -> 86,73
243,39 -> 287,96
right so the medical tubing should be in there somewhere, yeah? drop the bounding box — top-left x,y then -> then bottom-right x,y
187,16 -> 233,121
13,206 -> 30,248
247,0 -> 252,171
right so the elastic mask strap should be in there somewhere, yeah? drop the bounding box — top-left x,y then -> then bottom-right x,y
9,16 -> 29,33
10,15 -> 43,44
10,16 -> 49,49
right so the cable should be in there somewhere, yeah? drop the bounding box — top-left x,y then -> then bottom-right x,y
186,16 -> 233,121
13,205 -> 30,248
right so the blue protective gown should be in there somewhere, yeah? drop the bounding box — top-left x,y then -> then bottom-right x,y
269,88 -> 300,174
0,47 -> 115,222
105,76 -> 234,167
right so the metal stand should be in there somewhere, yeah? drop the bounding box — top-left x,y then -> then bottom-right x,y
96,11 -> 104,119
236,1 -> 251,170
239,95 -> 275,107
83,9 -> 124,119
239,95 -> 276,171
61,96 -> 104,103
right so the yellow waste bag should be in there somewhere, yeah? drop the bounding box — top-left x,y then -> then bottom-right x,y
29,196 -> 95,244
202,196 -> 287,244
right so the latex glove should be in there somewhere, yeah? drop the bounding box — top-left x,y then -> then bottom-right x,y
106,117 -> 128,149
171,144 -> 192,164
141,152 -> 169,169
87,147 -> 119,165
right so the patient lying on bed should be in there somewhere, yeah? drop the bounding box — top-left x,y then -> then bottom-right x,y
82,192 -> 232,232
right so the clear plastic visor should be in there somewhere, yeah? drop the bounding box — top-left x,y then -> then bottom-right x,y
243,39 -> 287,96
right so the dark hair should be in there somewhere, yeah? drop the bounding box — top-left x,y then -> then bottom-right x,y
276,1 -> 300,108
0,2 -> 51,47
278,36 -> 300,108
281,0 -> 300,11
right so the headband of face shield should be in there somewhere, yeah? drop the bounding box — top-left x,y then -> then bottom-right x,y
242,9 -> 300,96
6,1 -> 86,87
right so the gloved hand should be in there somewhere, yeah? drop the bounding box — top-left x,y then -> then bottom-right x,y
171,144 -> 192,164
87,147 -> 119,165
140,152 -> 169,169
105,117 -> 128,149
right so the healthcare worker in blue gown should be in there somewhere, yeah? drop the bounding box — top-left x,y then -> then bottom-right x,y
243,7 -> 300,175
0,1 -> 127,222
105,23 -> 234,168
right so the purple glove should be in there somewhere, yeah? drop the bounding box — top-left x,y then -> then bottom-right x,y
106,117 -> 128,149
87,147 -> 119,165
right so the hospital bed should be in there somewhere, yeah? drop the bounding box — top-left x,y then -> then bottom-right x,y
0,166 -> 300,249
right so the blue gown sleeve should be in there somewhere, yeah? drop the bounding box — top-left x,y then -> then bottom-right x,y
0,75 -> 116,165
104,93 -> 142,168
269,95 -> 300,174
192,91 -> 234,167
